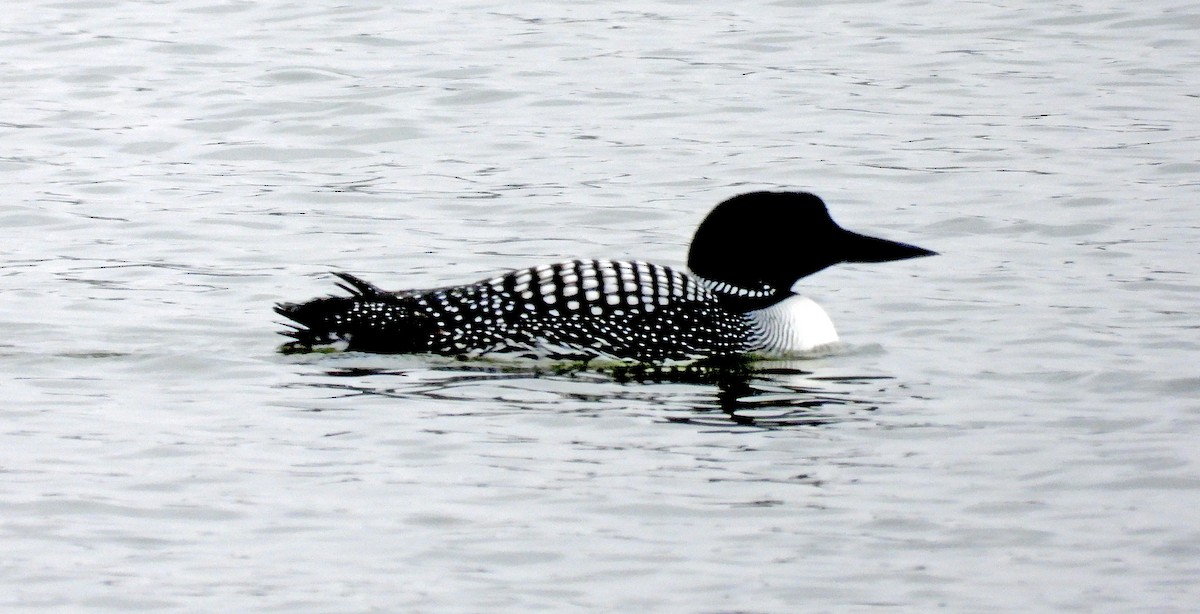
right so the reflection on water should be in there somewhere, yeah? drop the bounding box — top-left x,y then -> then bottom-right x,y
280,358 -> 888,431
677,370 -> 888,430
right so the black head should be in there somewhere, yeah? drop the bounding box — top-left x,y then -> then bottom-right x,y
686,191 -> 936,312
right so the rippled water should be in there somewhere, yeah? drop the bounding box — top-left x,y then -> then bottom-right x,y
4,1 -> 1199,611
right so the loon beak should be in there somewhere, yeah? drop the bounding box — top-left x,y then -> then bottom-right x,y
840,230 -> 937,263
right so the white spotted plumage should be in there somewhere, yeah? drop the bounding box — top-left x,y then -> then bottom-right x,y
309,258 -> 831,360
355,259 -> 753,360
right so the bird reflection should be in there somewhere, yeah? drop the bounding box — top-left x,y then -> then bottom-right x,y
281,357 -> 888,431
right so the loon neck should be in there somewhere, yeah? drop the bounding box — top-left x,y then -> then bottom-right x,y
693,275 -> 789,313
744,294 -> 840,357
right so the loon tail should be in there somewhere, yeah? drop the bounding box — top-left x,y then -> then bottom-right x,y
274,273 -> 437,353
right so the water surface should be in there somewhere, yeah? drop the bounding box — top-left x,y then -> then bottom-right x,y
3,1 -> 1199,611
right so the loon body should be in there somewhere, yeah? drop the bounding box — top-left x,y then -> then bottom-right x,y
276,191 -> 935,361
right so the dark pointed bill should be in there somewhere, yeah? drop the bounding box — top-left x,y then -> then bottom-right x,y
839,230 -> 938,263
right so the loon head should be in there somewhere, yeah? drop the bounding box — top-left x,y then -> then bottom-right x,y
687,191 -> 937,312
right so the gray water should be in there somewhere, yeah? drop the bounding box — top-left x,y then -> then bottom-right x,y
4,1 -> 1199,611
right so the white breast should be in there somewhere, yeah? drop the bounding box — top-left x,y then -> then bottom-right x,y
745,294 -> 840,357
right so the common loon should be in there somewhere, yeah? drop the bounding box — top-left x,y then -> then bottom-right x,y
276,191 -> 935,361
